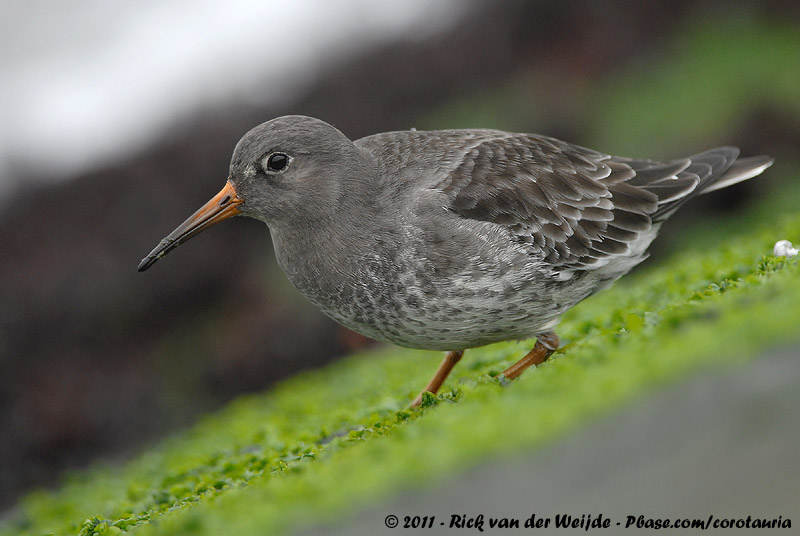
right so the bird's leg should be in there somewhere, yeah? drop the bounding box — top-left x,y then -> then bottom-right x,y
501,331 -> 559,380
410,350 -> 464,407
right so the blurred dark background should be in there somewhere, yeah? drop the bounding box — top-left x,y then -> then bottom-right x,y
1,0 -> 799,509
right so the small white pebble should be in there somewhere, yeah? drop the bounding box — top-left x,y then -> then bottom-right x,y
773,240 -> 799,257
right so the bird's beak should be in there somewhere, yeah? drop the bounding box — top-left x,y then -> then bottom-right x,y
138,180 -> 243,272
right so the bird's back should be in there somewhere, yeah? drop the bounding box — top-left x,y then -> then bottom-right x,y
357,129 -> 772,273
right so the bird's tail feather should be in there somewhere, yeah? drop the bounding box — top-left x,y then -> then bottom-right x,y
650,147 -> 773,221
701,155 -> 774,194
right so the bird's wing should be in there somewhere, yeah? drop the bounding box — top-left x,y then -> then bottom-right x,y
434,133 -> 739,270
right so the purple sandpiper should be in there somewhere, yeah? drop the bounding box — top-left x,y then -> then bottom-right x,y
138,116 -> 773,406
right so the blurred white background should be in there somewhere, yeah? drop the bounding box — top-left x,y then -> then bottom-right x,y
0,0 -> 466,190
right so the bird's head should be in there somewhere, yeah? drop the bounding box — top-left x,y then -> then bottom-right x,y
137,115 -> 366,272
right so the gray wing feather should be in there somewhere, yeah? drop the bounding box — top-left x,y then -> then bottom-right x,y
433,134 -> 771,270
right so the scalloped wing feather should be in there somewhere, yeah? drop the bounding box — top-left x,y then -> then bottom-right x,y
433,135 -> 771,271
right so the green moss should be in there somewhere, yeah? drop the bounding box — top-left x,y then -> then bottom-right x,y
4,203 -> 799,536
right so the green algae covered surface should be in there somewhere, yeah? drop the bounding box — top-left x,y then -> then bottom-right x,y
4,204 -> 800,536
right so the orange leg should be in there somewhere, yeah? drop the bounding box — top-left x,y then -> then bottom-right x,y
501,331 -> 559,380
410,350 -> 464,407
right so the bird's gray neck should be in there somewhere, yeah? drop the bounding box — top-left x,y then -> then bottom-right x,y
268,166 -> 396,299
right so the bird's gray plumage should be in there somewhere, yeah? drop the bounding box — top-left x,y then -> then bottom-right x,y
145,115 -> 774,352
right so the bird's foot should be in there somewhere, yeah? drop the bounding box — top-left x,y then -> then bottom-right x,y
409,390 -> 437,409
410,350 -> 464,408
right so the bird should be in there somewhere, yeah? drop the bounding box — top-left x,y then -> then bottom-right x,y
138,115 -> 773,406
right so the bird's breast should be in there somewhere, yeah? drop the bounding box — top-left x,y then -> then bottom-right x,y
269,222 -> 581,350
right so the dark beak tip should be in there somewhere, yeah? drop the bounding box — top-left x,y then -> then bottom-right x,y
137,257 -> 155,272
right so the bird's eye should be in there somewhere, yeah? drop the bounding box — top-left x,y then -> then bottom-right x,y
263,152 -> 291,173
